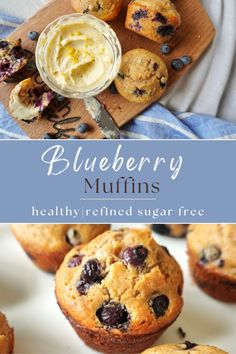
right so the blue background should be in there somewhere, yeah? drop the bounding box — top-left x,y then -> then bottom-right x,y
0,140 -> 235,223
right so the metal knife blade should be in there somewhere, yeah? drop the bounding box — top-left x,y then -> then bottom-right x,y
84,97 -> 120,139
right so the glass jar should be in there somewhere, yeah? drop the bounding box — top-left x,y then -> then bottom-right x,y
35,14 -> 122,99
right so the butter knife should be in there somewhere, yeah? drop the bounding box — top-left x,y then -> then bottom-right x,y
84,97 -> 120,139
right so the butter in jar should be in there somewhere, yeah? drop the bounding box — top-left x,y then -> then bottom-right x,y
36,14 -> 122,98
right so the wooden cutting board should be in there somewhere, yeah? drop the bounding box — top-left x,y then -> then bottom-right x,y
0,0 -> 215,139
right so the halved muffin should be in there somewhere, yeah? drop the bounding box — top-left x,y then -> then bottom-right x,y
9,78 -> 54,121
0,39 -> 28,82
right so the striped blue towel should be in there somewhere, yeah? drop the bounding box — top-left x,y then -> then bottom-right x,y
1,13 -> 236,140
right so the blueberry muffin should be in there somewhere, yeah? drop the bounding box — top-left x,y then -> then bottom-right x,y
114,49 -> 168,103
125,0 -> 181,44
141,342 -> 228,354
11,224 -> 110,273
153,225 -> 189,238
56,228 -> 183,353
0,312 -> 14,354
187,224 -> 236,302
0,39 -> 29,82
9,78 -> 55,121
71,0 -> 124,21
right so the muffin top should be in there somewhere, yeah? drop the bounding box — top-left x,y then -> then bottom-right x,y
141,342 -> 228,354
11,224 -> 109,253
56,228 -> 183,335
0,312 -> 13,354
129,0 -> 180,22
119,49 -> 168,87
71,0 -> 123,21
126,0 -> 181,39
187,224 -> 236,278
115,49 -> 168,103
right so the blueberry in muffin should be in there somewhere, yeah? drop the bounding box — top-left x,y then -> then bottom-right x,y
71,0 -> 124,21
56,228 -> 183,353
125,0 -> 181,44
0,39 -> 29,82
114,49 -> 168,103
9,78 -> 55,121
187,224 -> 236,302
11,224 -> 110,273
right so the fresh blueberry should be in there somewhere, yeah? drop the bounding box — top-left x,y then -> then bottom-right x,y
28,31 -> 40,41
67,255 -> 84,268
122,246 -> 148,266
160,43 -> 171,55
109,82 -> 118,94
171,58 -> 184,71
180,55 -> 192,65
151,294 -> 169,317
0,41 -> 9,49
78,123 -> 89,134
96,302 -> 130,330
157,25 -> 174,37
199,246 -> 221,264
56,94 -> 66,102
132,9 -> 148,21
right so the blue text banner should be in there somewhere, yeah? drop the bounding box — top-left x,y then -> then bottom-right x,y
0,140 -> 234,223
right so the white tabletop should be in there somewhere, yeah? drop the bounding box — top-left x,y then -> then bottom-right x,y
1,0 -> 236,122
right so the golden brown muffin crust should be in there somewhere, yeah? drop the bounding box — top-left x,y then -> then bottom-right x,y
11,224 -> 110,253
187,224 -> 236,302
71,0 -> 124,21
188,224 -> 236,278
56,228 -> 183,335
0,313 -> 14,354
11,224 -> 110,272
115,49 -> 168,103
125,0 -> 181,43
141,343 -> 228,354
